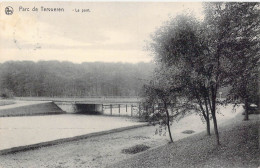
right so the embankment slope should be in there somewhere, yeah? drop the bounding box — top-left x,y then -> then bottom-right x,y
0,101 -> 64,117
108,114 -> 260,168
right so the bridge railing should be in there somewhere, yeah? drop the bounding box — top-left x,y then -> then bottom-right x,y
102,104 -> 141,117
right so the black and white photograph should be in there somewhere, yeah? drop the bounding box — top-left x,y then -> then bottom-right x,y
0,1 -> 259,168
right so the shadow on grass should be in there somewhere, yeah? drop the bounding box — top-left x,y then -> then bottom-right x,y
182,130 -> 195,134
122,144 -> 150,154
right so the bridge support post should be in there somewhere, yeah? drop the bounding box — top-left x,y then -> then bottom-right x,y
110,104 -> 112,115
139,104 -> 141,118
131,105 -> 133,116
118,104 -> 120,116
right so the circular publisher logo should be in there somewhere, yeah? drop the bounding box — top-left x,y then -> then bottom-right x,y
5,6 -> 14,15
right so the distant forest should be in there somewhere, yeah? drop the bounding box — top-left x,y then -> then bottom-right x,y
0,61 -> 155,97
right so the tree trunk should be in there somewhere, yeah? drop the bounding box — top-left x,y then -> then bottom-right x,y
204,96 -> 211,136
212,113 -> 220,145
196,94 -> 211,136
165,103 -> 173,143
206,117 -> 211,136
211,86 -> 220,145
244,98 -> 249,121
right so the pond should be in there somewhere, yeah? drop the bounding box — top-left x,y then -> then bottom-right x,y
0,114 -> 143,151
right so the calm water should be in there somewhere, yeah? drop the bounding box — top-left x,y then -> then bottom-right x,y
0,114 -> 143,150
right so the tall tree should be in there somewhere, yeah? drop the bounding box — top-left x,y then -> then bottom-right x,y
204,2 -> 260,120
148,11 -> 241,144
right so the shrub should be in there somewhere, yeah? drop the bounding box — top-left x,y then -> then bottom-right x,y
0,89 -> 14,99
122,144 -> 150,154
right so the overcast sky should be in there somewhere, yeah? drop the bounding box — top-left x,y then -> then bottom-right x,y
0,2 -> 204,63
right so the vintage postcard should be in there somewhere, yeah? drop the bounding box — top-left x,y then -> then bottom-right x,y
0,1 -> 259,168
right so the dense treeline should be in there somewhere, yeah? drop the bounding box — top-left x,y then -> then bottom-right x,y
0,61 -> 154,97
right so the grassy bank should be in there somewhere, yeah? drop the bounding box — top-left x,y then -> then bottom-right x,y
109,114 -> 259,168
